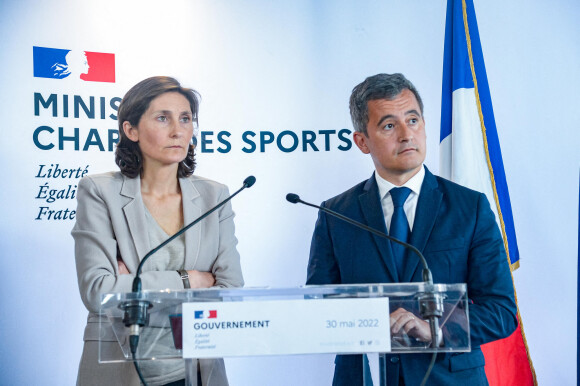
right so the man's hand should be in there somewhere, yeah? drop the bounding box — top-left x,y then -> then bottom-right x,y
390,308 -> 432,343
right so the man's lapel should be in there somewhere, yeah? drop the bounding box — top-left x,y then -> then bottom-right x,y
358,174 -> 399,282
403,167 -> 442,282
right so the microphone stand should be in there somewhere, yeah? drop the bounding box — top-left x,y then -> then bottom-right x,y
117,176 -> 256,385
286,193 -> 443,385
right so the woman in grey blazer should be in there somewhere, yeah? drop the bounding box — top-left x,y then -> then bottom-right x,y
72,76 -> 244,386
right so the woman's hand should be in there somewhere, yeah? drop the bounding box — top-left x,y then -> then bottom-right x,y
118,259 -> 130,275
187,270 -> 216,288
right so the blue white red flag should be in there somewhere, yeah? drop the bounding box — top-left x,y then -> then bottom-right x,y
440,0 -> 535,384
194,310 -> 218,319
33,46 -> 115,82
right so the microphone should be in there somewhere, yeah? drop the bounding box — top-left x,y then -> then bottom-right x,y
287,193 -> 433,283
243,175 -> 256,188
120,176 -> 257,359
132,175 -> 257,291
286,192 -> 444,348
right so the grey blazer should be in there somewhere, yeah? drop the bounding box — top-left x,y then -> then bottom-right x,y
72,171 -> 243,385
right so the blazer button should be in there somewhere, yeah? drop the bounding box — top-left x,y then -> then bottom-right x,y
390,357 -> 399,363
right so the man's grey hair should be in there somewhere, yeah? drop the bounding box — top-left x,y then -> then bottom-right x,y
349,73 -> 424,136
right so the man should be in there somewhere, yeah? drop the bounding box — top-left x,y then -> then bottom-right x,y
307,73 -> 517,385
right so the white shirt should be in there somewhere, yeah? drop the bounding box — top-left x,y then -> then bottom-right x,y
375,165 -> 425,232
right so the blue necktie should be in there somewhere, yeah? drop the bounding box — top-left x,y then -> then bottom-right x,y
389,187 -> 412,275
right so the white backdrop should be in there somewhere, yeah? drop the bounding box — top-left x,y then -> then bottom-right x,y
0,0 -> 578,385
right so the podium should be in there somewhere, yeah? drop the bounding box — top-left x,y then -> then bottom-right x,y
100,283 -> 470,385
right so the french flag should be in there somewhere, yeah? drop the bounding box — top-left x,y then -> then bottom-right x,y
33,46 -> 115,83
440,1 -> 535,385
194,310 -> 217,319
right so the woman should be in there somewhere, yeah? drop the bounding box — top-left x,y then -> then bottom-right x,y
72,76 -> 244,386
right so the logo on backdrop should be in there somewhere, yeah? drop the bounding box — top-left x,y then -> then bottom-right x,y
30,44 -> 354,221
32,45 -> 119,221
33,46 -> 115,83
195,310 -> 218,319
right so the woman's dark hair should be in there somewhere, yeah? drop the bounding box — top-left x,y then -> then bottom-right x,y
115,76 -> 200,178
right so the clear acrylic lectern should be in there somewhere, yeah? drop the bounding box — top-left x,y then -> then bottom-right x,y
99,283 -> 469,385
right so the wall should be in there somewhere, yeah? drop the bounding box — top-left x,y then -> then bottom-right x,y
0,0 -> 578,384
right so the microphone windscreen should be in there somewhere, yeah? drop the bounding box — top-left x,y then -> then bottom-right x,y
286,193 -> 300,204
244,176 -> 256,188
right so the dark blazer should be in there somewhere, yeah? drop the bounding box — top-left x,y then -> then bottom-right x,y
307,167 -> 517,386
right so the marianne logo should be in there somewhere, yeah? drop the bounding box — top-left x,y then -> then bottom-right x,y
194,310 -> 217,319
33,46 -> 115,83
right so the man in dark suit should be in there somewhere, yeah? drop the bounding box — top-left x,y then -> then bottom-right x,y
307,73 -> 517,385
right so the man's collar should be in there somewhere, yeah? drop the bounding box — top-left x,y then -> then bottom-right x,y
375,165 -> 425,199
